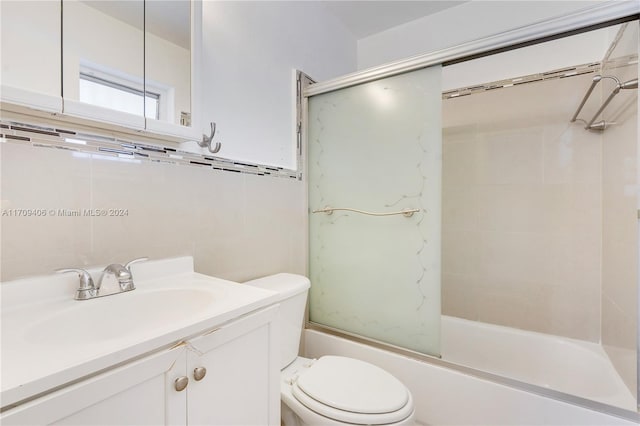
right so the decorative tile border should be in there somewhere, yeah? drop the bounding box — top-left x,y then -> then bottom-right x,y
0,119 -> 300,180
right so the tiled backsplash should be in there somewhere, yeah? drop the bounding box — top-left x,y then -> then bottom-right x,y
1,116 -> 306,283
0,120 -> 299,179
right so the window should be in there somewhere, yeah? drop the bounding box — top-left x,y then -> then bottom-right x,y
79,72 -> 160,119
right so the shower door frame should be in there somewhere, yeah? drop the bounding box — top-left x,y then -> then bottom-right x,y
302,1 -> 640,422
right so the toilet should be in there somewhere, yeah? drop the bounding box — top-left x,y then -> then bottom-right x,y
245,273 -> 415,426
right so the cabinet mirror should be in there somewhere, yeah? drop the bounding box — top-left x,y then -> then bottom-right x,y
62,0 -> 145,126
145,0 -> 192,128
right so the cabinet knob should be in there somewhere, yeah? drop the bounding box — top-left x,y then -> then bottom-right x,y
174,376 -> 189,392
193,366 -> 207,381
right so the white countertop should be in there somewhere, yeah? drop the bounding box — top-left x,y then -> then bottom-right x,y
0,257 -> 279,408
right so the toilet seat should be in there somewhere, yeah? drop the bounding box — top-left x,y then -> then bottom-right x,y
291,356 -> 414,425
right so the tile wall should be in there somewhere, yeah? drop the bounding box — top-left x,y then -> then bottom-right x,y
442,73 -> 604,342
0,119 -> 306,283
601,22 -> 638,399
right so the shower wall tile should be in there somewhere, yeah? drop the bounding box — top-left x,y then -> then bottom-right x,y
600,38 -> 638,398
442,230 -> 479,275
475,185 -> 565,233
474,127 -> 544,185
443,95 -> 603,342
542,122 -> 602,184
602,295 -> 636,350
476,231 -> 553,285
442,131 -> 478,186
1,138 -> 306,284
441,273 -> 479,320
441,185 -> 478,231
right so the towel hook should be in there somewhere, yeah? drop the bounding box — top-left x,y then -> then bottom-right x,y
198,122 -> 222,154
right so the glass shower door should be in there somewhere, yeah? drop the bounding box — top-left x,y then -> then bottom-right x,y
308,65 -> 442,356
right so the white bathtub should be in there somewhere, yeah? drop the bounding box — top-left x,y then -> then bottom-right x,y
305,328 -> 640,425
440,315 -> 636,410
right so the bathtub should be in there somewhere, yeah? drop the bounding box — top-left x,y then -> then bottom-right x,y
440,315 -> 636,410
305,327 -> 640,425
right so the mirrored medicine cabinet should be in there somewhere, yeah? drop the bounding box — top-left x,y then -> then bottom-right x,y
0,0 -> 200,140
1,1 -> 62,112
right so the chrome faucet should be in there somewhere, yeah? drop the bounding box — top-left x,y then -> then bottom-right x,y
98,257 -> 147,292
56,257 -> 148,300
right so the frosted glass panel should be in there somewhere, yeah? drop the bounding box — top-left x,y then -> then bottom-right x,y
308,66 -> 442,356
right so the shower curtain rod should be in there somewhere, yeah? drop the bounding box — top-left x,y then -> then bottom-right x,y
571,75 -> 638,131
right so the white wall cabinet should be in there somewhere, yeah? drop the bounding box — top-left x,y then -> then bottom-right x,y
0,0 -> 201,141
1,306 -> 279,426
0,1 -> 63,113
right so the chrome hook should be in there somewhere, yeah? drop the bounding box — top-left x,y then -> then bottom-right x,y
199,122 -> 222,154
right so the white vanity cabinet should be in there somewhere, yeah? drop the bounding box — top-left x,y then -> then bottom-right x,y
1,345 -> 187,425
1,305 -> 280,426
185,305 -> 280,426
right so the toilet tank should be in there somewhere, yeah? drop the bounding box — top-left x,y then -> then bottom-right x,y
244,273 -> 310,369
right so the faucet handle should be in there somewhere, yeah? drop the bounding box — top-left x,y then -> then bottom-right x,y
124,257 -> 148,271
56,268 -> 94,289
56,268 -> 97,300
118,257 -> 148,292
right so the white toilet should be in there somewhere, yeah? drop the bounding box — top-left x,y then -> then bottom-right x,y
246,273 -> 415,426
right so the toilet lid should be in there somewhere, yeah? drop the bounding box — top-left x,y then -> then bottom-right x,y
292,356 -> 412,424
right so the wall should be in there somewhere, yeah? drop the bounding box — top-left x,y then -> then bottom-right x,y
200,1 -> 357,169
357,0 -> 610,70
0,134 -> 305,283
442,72 -> 603,342
0,1 -> 357,282
601,21 -> 639,400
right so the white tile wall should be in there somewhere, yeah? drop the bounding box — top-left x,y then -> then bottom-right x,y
441,73 -> 604,342
0,136 -> 306,282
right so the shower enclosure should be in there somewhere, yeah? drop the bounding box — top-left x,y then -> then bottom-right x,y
306,16 -> 640,415
308,66 -> 442,356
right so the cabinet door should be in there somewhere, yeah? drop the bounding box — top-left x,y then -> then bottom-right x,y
186,306 -> 280,426
0,0 -> 62,112
144,0 -> 201,139
1,346 -> 187,426
62,0 -> 146,128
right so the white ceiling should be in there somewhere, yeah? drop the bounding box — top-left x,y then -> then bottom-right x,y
81,1 -> 467,48
320,1 -> 468,39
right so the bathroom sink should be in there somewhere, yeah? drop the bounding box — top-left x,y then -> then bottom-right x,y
25,287 -> 219,345
1,256 -> 280,409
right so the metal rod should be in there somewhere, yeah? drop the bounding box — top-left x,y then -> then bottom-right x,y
621,78 -> 638,90
586,78 -> 621,129
312,206 -> 420,217
570,75 -> 601,122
